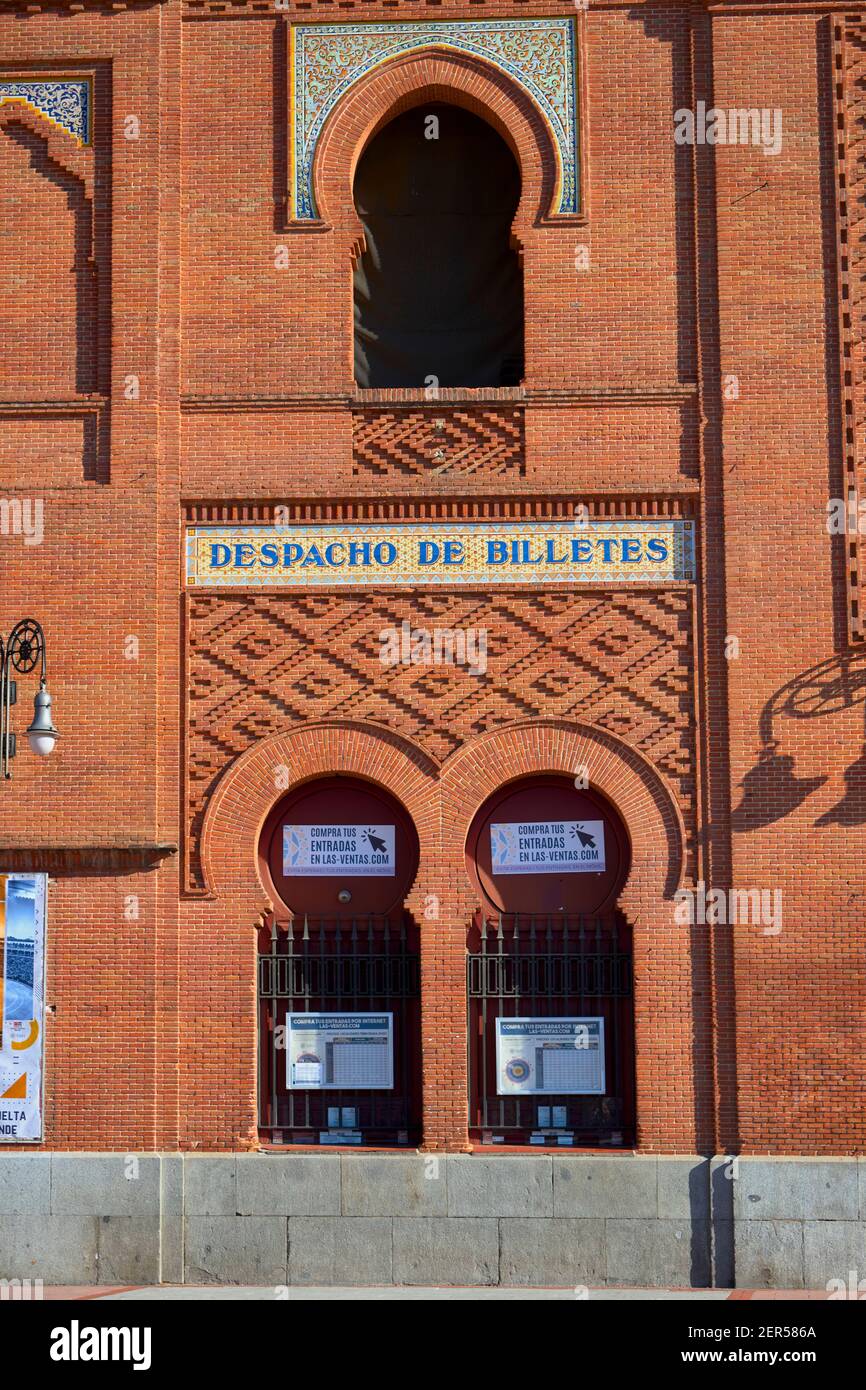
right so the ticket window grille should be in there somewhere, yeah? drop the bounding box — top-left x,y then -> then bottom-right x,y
258,914 -> 421,1146
467,912 -> 635,1146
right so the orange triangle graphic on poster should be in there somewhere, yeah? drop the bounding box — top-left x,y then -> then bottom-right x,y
1,1074 -> 26,1099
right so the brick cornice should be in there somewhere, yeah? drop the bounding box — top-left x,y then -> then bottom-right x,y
0,1 -> 838,15
181,494 -> 700,521
180,385 -> 698,411
0,1 -> 161,10
177,1 -> 853,16
0,844 -> 177,872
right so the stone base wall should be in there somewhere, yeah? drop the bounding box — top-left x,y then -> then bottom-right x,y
1,1155 -> 863,1289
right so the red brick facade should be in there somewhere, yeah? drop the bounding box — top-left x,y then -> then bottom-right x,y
1,1 -> 863,1155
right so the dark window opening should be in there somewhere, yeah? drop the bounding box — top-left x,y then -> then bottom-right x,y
353,103 -> 525,389
467,911 -> 636,1147
258,912 -> 422,1147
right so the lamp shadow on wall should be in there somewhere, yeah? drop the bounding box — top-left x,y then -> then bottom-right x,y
731,652 -> 866,831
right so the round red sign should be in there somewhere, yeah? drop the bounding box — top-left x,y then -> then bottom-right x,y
259,776 -> 419,918
465,774 -> 630,915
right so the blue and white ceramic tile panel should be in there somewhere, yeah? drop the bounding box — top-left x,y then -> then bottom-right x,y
0,79 -> 90,145
290,18 -> 579,220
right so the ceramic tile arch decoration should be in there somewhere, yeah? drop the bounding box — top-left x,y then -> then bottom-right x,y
0,79 -> 90,145
289,18 -> 579,221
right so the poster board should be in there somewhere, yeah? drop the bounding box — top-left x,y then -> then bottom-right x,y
495,1017 -> 605,1096
490,820 -> 606,874
282,825 -> 396,877
0,873 -> 47,1141
287,1013 -> 394,1090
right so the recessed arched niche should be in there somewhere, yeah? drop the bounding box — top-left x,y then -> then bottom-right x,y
258,775 -> 420,920
465,773 -> 631,917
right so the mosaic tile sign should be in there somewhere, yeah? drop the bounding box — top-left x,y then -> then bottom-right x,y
290,18 -> 579,219
0,79 -> 90,145
186,521 -> 695,587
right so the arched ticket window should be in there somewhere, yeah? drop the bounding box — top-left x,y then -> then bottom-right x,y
353,102 -> 525,389
257,777 -> 421,1147
465,775 -> 636,1148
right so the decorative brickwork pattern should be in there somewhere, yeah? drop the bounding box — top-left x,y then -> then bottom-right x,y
185,589 -> 697,891
836,19 -> 866,642
3,3 -> 863,1158
351,405 -> 525,479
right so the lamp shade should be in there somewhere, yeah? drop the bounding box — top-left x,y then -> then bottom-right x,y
26,684 -> 59,757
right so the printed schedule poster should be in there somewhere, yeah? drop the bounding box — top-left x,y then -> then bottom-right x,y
0,872 -> 47,1141
283,824 -> 395,877
490,820 -> 605,874
495,1018 -> 605,1096
287,1013 -> 394,1090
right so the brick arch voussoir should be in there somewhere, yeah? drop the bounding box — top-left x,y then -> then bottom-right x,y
313,47 -> 558,235
200,720 -> 440,914
439,720 -> 686,924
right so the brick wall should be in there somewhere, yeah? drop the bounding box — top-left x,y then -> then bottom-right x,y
1,1 -> 863,1155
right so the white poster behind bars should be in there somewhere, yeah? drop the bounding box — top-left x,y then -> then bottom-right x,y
0,873 -> 47,1141
496,1017 -> 605,1095
287,1013 -> 394,1090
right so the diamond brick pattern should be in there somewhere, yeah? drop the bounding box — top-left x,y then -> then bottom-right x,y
186,590 -> 696,889
351,406 -> 525,478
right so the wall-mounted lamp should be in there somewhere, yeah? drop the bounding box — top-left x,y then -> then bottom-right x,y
0,619 -> 59,780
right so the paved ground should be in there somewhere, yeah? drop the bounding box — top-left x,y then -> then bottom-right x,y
38,1285 -> 832,1300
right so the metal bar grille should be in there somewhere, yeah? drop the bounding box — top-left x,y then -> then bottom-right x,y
467,911 -> 635,1145
258,914 -> 421,1145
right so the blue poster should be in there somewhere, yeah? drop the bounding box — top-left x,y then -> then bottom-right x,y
0,873 -> 47,1141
